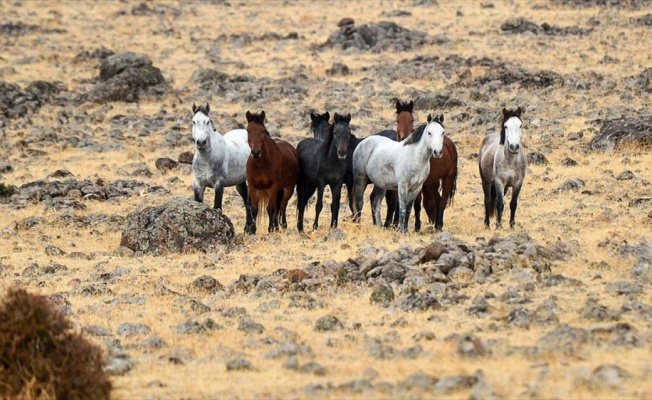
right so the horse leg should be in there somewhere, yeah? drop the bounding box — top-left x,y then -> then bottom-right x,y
437,176 -> 454,231
213,178 -> 225,209
279,186 -> 294,230
236,182 -> 255,235
313,184 -> 325,230
370,186 -> 385,227
248,187 -> 259,235
413,191 -> 422,232
397,184 -> 410,233
509,184 -> 522,229
383,191 -> 396,228
330,183 -> 343,229
266,186 -> 278,232
296,179 -> 312,232
421,183 -> 437,226
494,181 -> 506,229
352,175 -> 367,223
193,180 -> 205,203
481,178 -> 492,228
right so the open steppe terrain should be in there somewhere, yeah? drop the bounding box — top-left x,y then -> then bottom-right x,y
1,0 -> 651,398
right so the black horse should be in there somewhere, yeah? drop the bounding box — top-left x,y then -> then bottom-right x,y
297,112 -> 352,232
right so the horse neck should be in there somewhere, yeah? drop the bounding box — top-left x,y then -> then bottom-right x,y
408,135 -> 434,165
257,134 -> 279,165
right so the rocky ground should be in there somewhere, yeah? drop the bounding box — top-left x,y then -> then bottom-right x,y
0,0 -> 651,398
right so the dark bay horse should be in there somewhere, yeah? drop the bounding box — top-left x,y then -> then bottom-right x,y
479,107 -> 526,229
245,111 -> 299,233
296,112 -> 351,231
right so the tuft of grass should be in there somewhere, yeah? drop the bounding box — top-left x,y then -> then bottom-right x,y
0,287 -> 112,400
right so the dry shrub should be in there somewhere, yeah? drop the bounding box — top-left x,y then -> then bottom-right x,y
0,287 -> 111,400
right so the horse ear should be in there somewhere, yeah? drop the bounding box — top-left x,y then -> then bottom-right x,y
205,103 -> 210,114
325,111 -> 330,121
246,111 -> 253,122
260,111 -> 266,122
438,114 -> 444,124
346,113 -> 351,123
310,111 -> 317,122
192,103 -> 197,114
502,108 -> 509,118
395,99 -> 401,112
516,106 -> 523,117
427,114 -> 432,123
407,100 -> 414,112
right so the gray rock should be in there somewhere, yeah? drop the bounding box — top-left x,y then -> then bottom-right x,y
589,115 -> 652,151
117,322 -> 151,337
397,371 -> 438,391
436,373 -> 478,393
82,324 -> 112,336
299,361 -> 327,375
119,197 -> 234,255
605,281 -> 643,295
370,281 -> 394,305
554,178 -> 585,192
104,338 -> 135,376
226,357 -> 253,371
189,275 -> 224,294
527,151 -> 549,165
175,318 -> 222,334
536,324 -> 588,356
238,317 -> 265,334
589,364 -> 630,388
315,315 -> 344,331
501,17 -> 540,34
398,292 -> 441,311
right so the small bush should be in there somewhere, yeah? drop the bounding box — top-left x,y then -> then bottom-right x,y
0,183 -> 17,198
0,287 -> 112,399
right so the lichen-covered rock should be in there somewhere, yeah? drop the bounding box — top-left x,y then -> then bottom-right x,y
119,197 -> 234,255
589,115 -> 652,150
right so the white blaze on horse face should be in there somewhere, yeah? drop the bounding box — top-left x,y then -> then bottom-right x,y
504,116 -> 523,153
192,112 -> 212,150
427,121 -> 445,158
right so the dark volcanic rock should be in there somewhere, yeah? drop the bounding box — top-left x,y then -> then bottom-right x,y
119,197 -> 234,255
314,315 -> 343,331
323,20 -> 431,52
79,52 -> 167,103
527,151 -> 549,165
370,281 -> 395,305
501,17 -> 540,34
0,80 -> 64,120
589,115 -> 652,150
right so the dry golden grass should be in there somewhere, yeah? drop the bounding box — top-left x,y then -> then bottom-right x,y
1,0 -> 651,399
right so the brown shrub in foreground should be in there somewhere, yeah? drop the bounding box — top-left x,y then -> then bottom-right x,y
0,287 -> 111,400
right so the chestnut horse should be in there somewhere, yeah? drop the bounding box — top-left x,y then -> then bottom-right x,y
245,111 -> 299,233
387,103 -> 458,231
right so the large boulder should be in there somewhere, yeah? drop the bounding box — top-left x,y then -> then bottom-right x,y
589,115 -> 652,151
78,52 -> 166,103
119,197 -> 234,255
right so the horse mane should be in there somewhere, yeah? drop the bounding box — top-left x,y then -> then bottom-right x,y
403,123 -> 426,146
500,107 -> 522,145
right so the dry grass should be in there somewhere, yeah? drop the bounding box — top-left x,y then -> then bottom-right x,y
1,0 -> 651,399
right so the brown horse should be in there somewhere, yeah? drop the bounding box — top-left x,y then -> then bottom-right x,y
387,104 -> 458,231
245,111 -> 299,233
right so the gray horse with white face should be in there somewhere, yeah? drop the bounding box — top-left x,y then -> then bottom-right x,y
191,102 -> 254,233
479,107 -> 527,229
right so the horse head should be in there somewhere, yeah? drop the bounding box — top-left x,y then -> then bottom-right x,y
192,102 -> 214,151
246,110 -> 268,159
501,107 -> 523,154
332,112 -> 351,160
426,113 -> 445,158
395,100 -> 414,141
310,111 -> 331,140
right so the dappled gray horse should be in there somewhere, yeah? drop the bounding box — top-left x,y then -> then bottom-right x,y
191,103 -> 254,233
479,107 -> 527,229
352,114 -> 445,233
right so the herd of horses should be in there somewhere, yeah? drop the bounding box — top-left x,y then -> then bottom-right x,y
190,101 -> 527,234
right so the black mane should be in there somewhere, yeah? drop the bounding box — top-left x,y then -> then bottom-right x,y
403,123 -> 427,146
195,105 -> 209,116
248,111 -> 266,125
396,100 -> 413,114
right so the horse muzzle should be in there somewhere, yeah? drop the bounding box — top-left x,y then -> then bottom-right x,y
432,150 -> 443,158
251,149 -> 262,159
508,143 -> 520,153
337,150 -> 347,160
195,140 -> 207,151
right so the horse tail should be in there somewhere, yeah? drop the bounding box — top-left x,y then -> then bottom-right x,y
447,171 -> 458,206
257,192 -> 268,227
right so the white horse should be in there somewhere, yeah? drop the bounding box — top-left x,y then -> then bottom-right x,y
352,114 -> 445,232
479,107 -> 527,229
191,102 -> 254,233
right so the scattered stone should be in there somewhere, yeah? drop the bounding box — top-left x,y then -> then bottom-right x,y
178,151 -> 194,164
554,178 -> 585,192
527,151 -> 549,165
189,275 -> 224,294
590,115 -> 652,151
314,315 -> 343,331
420,241 -> 447,263
589,364 -> 630,388
398,292 -> 441,312
299,361 -> 327,375
561,157 -> 578,166
605,281 -> 643,295
238,317 -> 265,334
326,62 -> 350,76
536,324 -> 588,356
155,157 -> 178,173
226,357 -> 253,371
370,281 -> 395,305
457,333 -> 487,358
